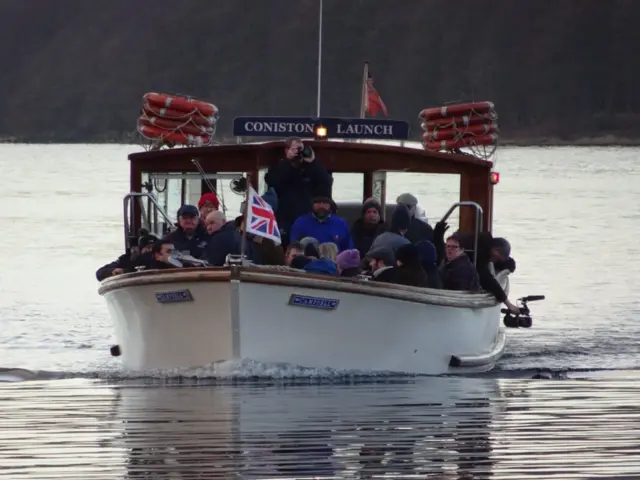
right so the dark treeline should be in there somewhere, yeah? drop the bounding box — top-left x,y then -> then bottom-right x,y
1,0 -> 639,143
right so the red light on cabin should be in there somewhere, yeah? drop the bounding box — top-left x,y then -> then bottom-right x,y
490,172 -> 500,184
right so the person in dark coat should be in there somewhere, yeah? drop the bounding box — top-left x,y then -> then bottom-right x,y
95,234 -> 158,281
440,233 -> 480,291
350,197 -> 386,257
366,247 -> 396,283
473,233 -> 520,313
164,204 -> 210,258
204,219 -> 241,266
264,137 -> 332,246
367,205 -> 411,255
414,240 -> 442,289
395,193 -> 435,244
394,244 -> 430,288
147,240 -> 181,270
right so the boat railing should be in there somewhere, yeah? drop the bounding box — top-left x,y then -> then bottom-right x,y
440,201 -> 483,266
122,192 -> 174,249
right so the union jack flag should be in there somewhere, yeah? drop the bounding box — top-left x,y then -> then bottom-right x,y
246,186 -> 281,245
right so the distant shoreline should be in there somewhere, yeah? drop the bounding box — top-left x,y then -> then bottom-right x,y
0,134 -> 639,147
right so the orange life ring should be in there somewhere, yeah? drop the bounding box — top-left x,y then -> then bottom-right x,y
423,123 -> 499,141
137,124 -> 211,145
143,92 -> 218,117
420,101 -> 495,120
138,116 -> 214,137
142,103 -> 215,126
421,112 -> 496,130
424,134 -> 498,151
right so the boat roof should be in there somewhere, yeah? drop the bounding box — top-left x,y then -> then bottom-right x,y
128,140 -> 493,175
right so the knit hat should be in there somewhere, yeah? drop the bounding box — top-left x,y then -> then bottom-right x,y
336,249 -> 361,270
198,192 -> 220,210
361,197 -> 382,217
396,193 -> 418,207
395,243 -> 420,265
415,240 -> 437,266
390,205 -> 411,231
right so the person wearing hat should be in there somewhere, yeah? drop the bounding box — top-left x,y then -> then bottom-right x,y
366,205 -> 411,257
95,234 -> 158,281
289,196 -> 354,252
164,204 -> 210,259
336,249 -> 361,277
394,243 -> 430,288
350,197 -> 386,258
395,193 -> 435,244
366,247 -> 396,283
197,192 -> 220,222
264,136 -> 333,246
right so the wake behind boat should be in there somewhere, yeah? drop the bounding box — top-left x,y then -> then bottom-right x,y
98,94 -> 543,375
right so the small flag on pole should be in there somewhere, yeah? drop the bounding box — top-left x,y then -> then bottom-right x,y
245,186 -> 281,245
365,70 -> 388,117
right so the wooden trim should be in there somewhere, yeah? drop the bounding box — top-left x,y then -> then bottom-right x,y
98,266 -> 501,309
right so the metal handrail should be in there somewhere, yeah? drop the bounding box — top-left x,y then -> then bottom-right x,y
122,192 -> 174,249
440,201 -> 484,266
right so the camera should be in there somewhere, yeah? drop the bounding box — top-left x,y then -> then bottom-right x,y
296,145 -> 314,159
502,295 -> 545,329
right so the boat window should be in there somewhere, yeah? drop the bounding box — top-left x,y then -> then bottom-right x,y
331,173 -> 363,202
386,173 -> 461,228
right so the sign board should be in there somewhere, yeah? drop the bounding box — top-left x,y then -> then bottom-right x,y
288,294 -> 340,311
233,116 -> 410,140
155,289 -> 194,304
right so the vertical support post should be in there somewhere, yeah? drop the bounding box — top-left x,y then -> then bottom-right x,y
316,0 -> 323,117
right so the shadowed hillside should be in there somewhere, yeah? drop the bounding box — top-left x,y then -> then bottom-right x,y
1,0 -> 639,143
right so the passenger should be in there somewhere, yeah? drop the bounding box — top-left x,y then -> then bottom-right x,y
440,234 -> 480,291
300,237 -> 320,258
317,242 -> 338,262
474,233 -> 520,314
249,235 -> 285,265
350,197 -> 386,257
301,242 -> 338,275
284,242 -> 304,267
491,237 -> 516,273
336,249 -> 361,277
95,234 -> 158,281
367,247 -> 396,283
394,244 -> 430,288
148,240 -> 180,270
204,214 -> 241,266
290,255 -> 312,270
197,192 -> 220,222
366,205 -> 411,255
265,136 -> 332,245
395,193 -> 435,244
415,240 -> 442,289
289,196 -> 353,252
204,210 -> 226,235
164,204 -> 210,258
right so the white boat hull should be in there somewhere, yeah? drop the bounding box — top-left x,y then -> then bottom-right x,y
100,267 -> 509,374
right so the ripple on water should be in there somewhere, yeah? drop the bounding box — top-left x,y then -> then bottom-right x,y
1,375 -> 640,479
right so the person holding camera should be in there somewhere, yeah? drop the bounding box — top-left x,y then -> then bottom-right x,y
265,136 -> 332,246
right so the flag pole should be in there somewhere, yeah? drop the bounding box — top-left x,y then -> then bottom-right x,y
315,0 -> 323,117
239,173 -> 252,262
360,61 -> 369,119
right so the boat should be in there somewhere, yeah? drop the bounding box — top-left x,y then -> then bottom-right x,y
98,112 -> 530,375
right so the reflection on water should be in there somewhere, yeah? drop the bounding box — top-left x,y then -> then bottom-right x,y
2,376 -> 640,479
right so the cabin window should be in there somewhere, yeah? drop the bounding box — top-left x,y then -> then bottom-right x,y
386,172 -> 461,229
331,173 -> 363,202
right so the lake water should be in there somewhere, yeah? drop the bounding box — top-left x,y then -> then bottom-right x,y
1,144 -> 639,478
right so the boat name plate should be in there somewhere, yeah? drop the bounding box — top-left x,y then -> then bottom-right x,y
288,294 -> 339,311
155,289 -> 194,304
